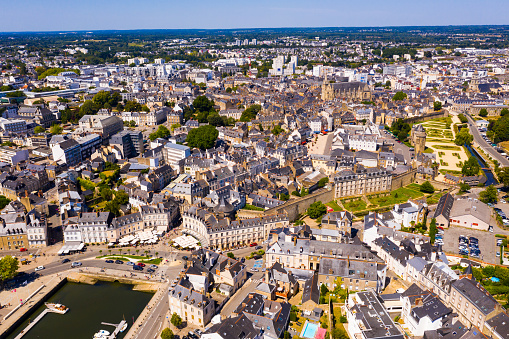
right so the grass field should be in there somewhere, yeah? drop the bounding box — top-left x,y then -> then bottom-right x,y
341,199 -> 367,212
368,187 -> 424,207
326,200 -> 343,211
432,145 -> 461,150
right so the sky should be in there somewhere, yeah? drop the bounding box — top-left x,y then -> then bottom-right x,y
1,0 -> 508,32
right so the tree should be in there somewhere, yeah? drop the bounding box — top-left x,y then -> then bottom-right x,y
390,118 -> 411,142
480,185 -> 498,204
0,195 -> 11,209
149,125 -> 172,141
161,328 -> 174,339
501,108 -> 509,117
34,126 -> 45,134
318,177 -> 329,188
129,120 -> 136,127
124,101 -> 142,112
5,90 -> 25,98
240,104 -> 261,122
50,124 -> 63,135
271,125 -> 284,136
420,181 -> 435,193
307,201 -> 327,219
104,201 -> 120,216
114,190 -> 129,205
227,252 -> 235,259
479,108 -> 488,117
320,283 -> 329,296
392,91 -> 407,101
193,95 -> 214,113
170,313 -> 182,328
186,125 -> 219,150
207,112 -> 225,127
433,101 -> 442,111
0,256 -> 19,284
458,114 -> 468,123
79,100 -> 98,116
455,127 -> 473,146
459,182 -> 471,192
462,156 -> 480,176
170,123 -> 181,132
100,187 -> 113,201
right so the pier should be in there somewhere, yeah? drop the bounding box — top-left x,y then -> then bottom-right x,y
101,320 -> 128,339
14,307 -> 66,339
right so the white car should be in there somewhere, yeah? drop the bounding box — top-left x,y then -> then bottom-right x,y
35,266 -> 45,272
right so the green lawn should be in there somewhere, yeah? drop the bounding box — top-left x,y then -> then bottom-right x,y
432,145 -> 461,150
140,258 -> 163,265
427,192 -> 444,205
427,138 -> 452,143
326,200 -> 343,211
242,204 -> 265,211
341,199 -> 367,212
369,187 -> 424,207
406,183 -> 422,191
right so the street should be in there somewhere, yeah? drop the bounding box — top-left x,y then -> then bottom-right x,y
465,112 -> 509,166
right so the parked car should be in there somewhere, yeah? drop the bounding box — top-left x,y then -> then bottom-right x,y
133,265 -> 143,271
250,243 -> 258,247
19,248 -> 27,252
115,260 -> 124,264
241,258 -> 245,263
71,262 -> 82,268
35,265 -> 45,272
127,262 -> 135,266
61,258 -> 70,264
105,260 -> 114,264
182,256 -> 188,261
149,264 -> 158,269
250,268 -> 259,272
147,268 -> 155,273
137,263 -> 146,267
195,329 -> 203,337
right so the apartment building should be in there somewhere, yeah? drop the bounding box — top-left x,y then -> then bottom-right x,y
0,147 -> 29,165
0,117 -> 27,134
110,130 -> 144,159
450,276 -> 502,331
63,212 -> 114,244
163,143 -> 190,170
79,115 -> 124,140
346,290 -> 404,339
182,206 -> 289,250
334,166 -> 392,198
51,139 -> 82,166
265,237 -> 382,270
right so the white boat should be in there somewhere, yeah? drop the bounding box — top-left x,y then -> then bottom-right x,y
119,322 -> 128,332
45,303 -> 69,314
93,330 -> 110,338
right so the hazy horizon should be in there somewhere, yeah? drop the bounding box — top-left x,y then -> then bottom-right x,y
1,0 -> 508,32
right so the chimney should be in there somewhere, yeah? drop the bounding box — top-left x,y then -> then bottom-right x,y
293,236 -> 297,246
38,190 -> 42,198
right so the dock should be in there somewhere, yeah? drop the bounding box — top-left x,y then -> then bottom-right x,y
101,320 -> 128,339
14,307 -> 66,339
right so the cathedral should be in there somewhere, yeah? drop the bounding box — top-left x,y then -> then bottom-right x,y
321,78 -> 372,101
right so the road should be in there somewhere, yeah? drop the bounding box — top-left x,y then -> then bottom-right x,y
465,113 -> 509,166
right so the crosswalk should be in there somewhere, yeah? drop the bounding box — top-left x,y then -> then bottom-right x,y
250,278 -> 262,284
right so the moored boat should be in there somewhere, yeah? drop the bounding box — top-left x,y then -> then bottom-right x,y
45,303 -> 69,314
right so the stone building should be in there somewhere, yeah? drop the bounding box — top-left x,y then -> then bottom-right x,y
410,124 -> 427,154
321,79 -> 372,101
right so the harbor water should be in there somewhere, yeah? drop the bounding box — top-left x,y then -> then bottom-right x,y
6,281 -> 153,339
464,144 -> 498,186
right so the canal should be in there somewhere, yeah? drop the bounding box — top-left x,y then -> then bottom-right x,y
6,281 -> 153,339
464,143 -> 498,186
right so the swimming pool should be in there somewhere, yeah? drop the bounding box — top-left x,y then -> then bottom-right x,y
301,322 -> 319,339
